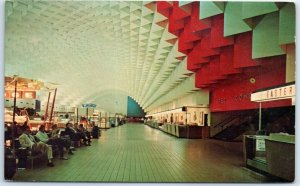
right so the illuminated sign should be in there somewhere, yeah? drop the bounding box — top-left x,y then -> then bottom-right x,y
4,91 -> 10,98
6,91 -> 36,99
251,84 -> 295,103
11,92 -> 21,98
82,103 -> 97,108
23,91 -> 36,99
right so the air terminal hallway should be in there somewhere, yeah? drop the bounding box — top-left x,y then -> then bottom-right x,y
13,123 -> 267,182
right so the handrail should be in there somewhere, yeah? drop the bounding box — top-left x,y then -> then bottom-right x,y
221,117 -> 241,129
212,110 -> 257,135
213,112 -> 258,140
212,108 -> 293,140
213,115 -> 237,128
216,110 -> 257,128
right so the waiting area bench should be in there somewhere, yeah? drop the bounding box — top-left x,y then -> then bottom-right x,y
14,139 -> 58,169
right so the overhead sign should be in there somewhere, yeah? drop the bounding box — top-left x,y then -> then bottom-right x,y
5,90 -> 36,99
23,91 -> 36,99
11,91 -> 22,98
82,103 -> 97,108
5,91 -> 10,98
251,84 -> 295,103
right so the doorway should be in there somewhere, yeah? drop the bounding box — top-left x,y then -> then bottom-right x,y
204,114 -> 208,126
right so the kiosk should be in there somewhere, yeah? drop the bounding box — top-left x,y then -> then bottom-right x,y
244,83 -> 295,181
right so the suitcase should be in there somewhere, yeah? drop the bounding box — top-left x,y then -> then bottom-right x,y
92,126 -> 100,139
5,147 -> 17,180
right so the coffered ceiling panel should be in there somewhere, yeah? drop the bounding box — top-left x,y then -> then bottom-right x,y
5,0 -> 198,114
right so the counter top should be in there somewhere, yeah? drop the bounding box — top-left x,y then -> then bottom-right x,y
266,133 -> 295,144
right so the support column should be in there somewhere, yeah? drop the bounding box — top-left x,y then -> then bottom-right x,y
11,78 -> 17,158
86,108 -> 89,126
44,92 -> 51,127
49,88 -> 57,130
76,107 -> 79,124
259,102 -> 262,131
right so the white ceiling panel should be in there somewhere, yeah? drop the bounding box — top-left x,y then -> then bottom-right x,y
5,0 -> 200,114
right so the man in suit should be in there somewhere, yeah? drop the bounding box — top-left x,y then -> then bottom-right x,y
65,123 -> 90,146
50,124 -> 74,154
18,125 -> 54,167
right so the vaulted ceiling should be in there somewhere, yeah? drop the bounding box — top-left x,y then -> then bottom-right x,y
4,1 -> 198,113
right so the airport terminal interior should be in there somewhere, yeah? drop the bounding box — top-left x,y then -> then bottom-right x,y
3,0 -> 296,183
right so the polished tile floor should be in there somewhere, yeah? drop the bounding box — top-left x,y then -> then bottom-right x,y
12,123 -> 268,182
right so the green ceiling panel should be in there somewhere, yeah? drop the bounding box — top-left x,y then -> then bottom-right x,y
199,1 -> 224,19
252,12 -> 284,59
179,1 -> 192,7
224,2 -> 251,36
242,2 -> 278,19
278,3 -> 295,45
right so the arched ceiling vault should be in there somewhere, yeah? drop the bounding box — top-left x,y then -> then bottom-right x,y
5,0 -> 197,113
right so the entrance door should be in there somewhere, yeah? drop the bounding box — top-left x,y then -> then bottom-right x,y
204,114 -> 208,126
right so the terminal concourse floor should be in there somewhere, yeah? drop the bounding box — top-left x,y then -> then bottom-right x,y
12,123 -> 268,183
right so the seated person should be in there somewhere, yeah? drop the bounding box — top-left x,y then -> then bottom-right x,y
5,123 -> 12,141
78,124 -> 92,144
49,124 -> 62,138
65,123 -> 90,146
50,124 -> 74,153
36,125 -> 73,160
18,126 -> 54,167
91,122 -> 100,138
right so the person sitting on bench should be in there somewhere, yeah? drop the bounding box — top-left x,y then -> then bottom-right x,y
91,122 -> 100,138
65,123 -> 90,146
18,126 -> 54,167
78,124 -> 92,145
36,125 -> 73,160
50,124 -> 75,153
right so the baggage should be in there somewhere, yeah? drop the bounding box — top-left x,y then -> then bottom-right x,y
5,147 -> 17,180
5,157 -> 17,180
92,126 -> 100,139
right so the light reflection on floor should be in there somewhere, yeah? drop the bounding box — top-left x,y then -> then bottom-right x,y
12,123 -> 267,182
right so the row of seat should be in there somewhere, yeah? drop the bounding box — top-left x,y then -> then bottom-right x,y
13,127 -> 101,169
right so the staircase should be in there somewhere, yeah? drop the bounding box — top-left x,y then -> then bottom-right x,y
211,110 -> 258,141
211,106 -> 295,141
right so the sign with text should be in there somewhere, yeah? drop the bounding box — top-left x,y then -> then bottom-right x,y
22,91 -> 36,99
251,84 -> 295,103
5,90 -> 36,99
82,103 -> 97,108
11,91 -> 22,98
256,136 -> 267,151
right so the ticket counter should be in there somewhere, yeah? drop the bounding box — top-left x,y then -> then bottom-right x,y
243,133 -> 295,181
265,134 -> 295,181
146,106 -> 211,139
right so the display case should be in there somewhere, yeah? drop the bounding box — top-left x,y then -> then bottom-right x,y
146,106 -> 210,138
54,117 -> 70,128
100,117 -> 109,129
90,116 -> 100,126
4,108 -> 28,124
